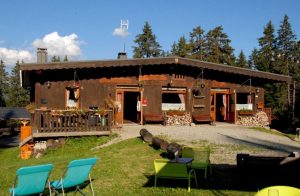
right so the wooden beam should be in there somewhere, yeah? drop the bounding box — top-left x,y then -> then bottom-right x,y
32,131 -> 111,138
19,135 -> 33,147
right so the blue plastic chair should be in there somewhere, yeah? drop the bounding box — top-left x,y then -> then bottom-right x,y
50,157 -> 98,196
9,163 -> 53,196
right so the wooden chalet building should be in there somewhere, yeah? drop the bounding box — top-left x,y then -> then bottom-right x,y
20,49 -> 292,137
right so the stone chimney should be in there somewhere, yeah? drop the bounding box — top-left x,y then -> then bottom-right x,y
37,48 -> 48,63
117,52 -> 127,60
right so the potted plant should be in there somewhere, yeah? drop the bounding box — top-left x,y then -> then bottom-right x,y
238,109 -> 255,115
25,103 -> 36,114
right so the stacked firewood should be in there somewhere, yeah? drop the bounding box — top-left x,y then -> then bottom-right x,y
236,111 -> 269,127
165,113 -> 192,126
140,128 -> 182,159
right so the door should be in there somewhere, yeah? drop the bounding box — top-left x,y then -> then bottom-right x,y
115,92 -> 123,125
228,93 -> 236,123
210,93 -> 215,121
123,91 -> 140,123
210,89 -> 230,122
115,87 -> 142,125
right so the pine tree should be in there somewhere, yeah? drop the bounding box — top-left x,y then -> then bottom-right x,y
248,48 -> 259,70
236,50 -> 248,68
205,26 -> 235,65
161,50 -> 171,57
51,56 -> 61,62
275,15 -> 297,76
255,21 -> 277,72
294,41 -> 300,124
171,41 -> 178,56
63,55 -> 68,62
6,61 -> 30,107
177,36 -> 188,57
188,26 -> 206,60
0,60 -> 8,106
274,15 -> 298,124
295,41 -> 300,75
251,16 -> 298,126
133,22 -> 162,58
249,21 -> 285,117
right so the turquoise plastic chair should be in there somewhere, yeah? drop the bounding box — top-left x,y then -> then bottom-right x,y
50,157 -> 98,196
9,163 -> 53,196
255,185 -> 300,196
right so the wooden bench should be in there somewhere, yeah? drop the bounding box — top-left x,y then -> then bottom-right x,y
154,159 -> 197,192
143,114 -> 164,125
192,114 -> 212,124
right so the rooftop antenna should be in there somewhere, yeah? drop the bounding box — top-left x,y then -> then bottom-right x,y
120,19 -> 129,52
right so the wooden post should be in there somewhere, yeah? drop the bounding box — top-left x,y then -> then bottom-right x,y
140,89 -> 144,125
292,81 -> 296,125
20,126 -> 33,160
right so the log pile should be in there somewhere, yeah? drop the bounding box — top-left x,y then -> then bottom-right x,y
165,112 -> 192,126
167,142 -> 182,159
236,111 -> 269,127
139,128 -> 180,159
139,128 -> 153,143
152,137 -> 163,150
160,139 -> 169,150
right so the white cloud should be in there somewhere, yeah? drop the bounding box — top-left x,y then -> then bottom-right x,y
113,27 -> 130,38
0,32 -> 82,70
32,32 -> 81,57
0,48 -> 34,66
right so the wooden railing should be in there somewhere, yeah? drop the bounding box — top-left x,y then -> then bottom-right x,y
33,109 -> 112,134
263,108 -> 272,124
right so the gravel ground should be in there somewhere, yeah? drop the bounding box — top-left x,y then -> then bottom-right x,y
105,123 -> 300,164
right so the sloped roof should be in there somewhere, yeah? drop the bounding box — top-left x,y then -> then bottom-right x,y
20,57 -> 292,83
0,107 -> 30,120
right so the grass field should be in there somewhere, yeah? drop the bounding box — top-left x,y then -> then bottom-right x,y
0,134 -> 264,196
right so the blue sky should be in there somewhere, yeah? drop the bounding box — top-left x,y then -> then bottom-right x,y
0,0 -> 299,70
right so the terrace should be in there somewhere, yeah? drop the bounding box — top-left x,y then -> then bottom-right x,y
20,109 -> 112,145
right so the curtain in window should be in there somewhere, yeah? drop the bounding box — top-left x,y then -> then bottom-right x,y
178,94 -> 185,104
222,94 -> 227,120
247,95 -> 252,104
178,94 -> 185,110
66,89 -> 76,107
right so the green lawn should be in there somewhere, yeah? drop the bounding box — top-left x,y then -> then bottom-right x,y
0,135 -> 255,196
249,127 -> 297,141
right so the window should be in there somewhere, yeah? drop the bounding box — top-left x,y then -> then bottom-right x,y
162,93 -> 185,111
173,73 -> 185,80
66,88 -> 79,109
236,93 -> 253,110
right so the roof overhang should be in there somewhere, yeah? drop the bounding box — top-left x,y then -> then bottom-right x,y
20,57 -> 292,84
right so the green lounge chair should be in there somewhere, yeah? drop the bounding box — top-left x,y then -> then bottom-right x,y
154,158 -> 198,192
255,185 -> 300,196
50,157 -> 98,196
9,163 -> 53,196
182,146 -> 211,178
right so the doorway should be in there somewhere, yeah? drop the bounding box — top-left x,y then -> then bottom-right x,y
123,91 -> 140,123
211,89 -> 232,122
216,94 -> 226,121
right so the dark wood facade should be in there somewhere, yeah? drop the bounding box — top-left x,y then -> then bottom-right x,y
21,57 -> 292,128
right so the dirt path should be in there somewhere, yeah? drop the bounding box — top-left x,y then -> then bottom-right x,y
102,123 -> 300,164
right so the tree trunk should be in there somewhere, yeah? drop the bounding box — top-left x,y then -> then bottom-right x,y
152,137 -> 162,149
167,142 -> 182,159
160,139 -> 169,150
139,128 -> 153,143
